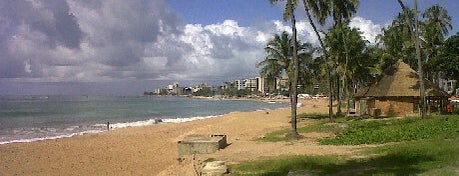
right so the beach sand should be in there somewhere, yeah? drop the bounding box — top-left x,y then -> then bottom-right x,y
0,99 -> 366,175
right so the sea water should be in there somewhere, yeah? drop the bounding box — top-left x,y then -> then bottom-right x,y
0,95 -> 287,144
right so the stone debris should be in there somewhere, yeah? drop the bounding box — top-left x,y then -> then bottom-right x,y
202,161 -> 228,176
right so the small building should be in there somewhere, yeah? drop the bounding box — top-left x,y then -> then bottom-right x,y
178,134 -> 227,156
355,61 -> 449,117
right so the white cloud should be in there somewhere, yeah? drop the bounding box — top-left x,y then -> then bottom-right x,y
0,0 -> 335,84
350,16 -> 383,44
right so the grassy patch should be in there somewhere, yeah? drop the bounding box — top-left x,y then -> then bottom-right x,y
258,113 -> 332,142
258,113 -> 346,142
320,116 -> 459,145
241,115 -> 459,175
369,137 -> 459,175
231,155 -> 348,176
231,137 -> 459,175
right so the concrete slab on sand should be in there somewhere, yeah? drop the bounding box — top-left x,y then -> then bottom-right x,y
178,134 -> 227,156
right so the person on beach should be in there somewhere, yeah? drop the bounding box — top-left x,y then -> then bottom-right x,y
107,122 -> 110,131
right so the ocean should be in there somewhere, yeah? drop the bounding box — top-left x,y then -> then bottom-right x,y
0,95 -> 287,144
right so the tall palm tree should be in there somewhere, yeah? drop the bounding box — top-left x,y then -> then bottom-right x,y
301,0 -> 359,122
413,0 -> 427,119
258,32 -> 293,90
396,0 -> 427,118
257,58 -> 282,95
422,4 -> 452,60
380,9 -> 417,68
325,24 -> 365,117
423,4 -> 452,35
269,0 -> 300,138
423,4 -> 452,92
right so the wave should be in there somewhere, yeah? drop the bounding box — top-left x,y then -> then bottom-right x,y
0,129 -> 103,145
0,115 -> 224,145
0,99 -> 287,145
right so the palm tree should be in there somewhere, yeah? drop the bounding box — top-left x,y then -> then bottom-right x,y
395,0 -> 427,118
258,32 -> 293,93
257,59 -> 282,95
269,0 -> 300,138
325,24 -> 366,117
297,43 -> 317,91
413,0 -> 426,119
423,5 -> 453,92
301,0 -> 359,122
379,9 -> 417,70
423,4 -> 452,36
422,4 -> 452,60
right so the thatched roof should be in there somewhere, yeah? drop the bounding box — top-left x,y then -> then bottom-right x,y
355,61 -> 449,98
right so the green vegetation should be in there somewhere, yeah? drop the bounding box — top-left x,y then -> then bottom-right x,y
232,137 -> 459,175
192,87 -> 215,97
234,114 -> 459,175
321,116 -> 459,145
258,113 -> 344,142
245,0 -> 459,173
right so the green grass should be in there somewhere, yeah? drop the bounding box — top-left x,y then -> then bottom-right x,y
232,137 -> 459,175
320,116 -> 459,145
233,114 -> 459,175
258,113 -> 344,142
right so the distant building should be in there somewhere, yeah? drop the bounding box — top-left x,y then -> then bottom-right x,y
438,79 -> 456,95
235,80 -> 245,90
244,78 -> 258,92
257,77 -> 265,93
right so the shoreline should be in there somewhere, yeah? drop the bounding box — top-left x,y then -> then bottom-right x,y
0,99 -> 350,175
0,97 -> 287,145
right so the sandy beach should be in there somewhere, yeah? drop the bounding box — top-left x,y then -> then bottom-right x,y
0,99 -> 365,175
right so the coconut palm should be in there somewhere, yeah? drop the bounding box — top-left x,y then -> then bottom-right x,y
395,0 -> 427,118
325,24 -> 368,117
258,32 -> 293,94
423,4 -> 452,36
423,5 -> 453,87
301,0 -> 359,122
428,33 -> 459,85
379,9 -> 417,70
422,4 -> 452,60
259,33 -> 317,94
257,59 -> 282,95
269,0 -> 300,138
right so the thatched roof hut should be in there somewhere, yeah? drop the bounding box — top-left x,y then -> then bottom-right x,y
355,61 -> 449,116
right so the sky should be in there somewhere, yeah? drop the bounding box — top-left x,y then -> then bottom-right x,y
0,0 -> 458,95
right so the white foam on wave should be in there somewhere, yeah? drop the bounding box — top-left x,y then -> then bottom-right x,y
161,115 -> 221,123
107,115 -> 222,129
0,129 -> 104,145
1,103 -> 287,145
0,115 -> 224,145
108,119 -> 159,129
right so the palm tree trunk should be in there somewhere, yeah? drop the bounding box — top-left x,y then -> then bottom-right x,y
290,12 -> 299,139
414,0 -> 427,118
341,25 -> 350,118
302,0 -> 334,122
337,71 -> 342,115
